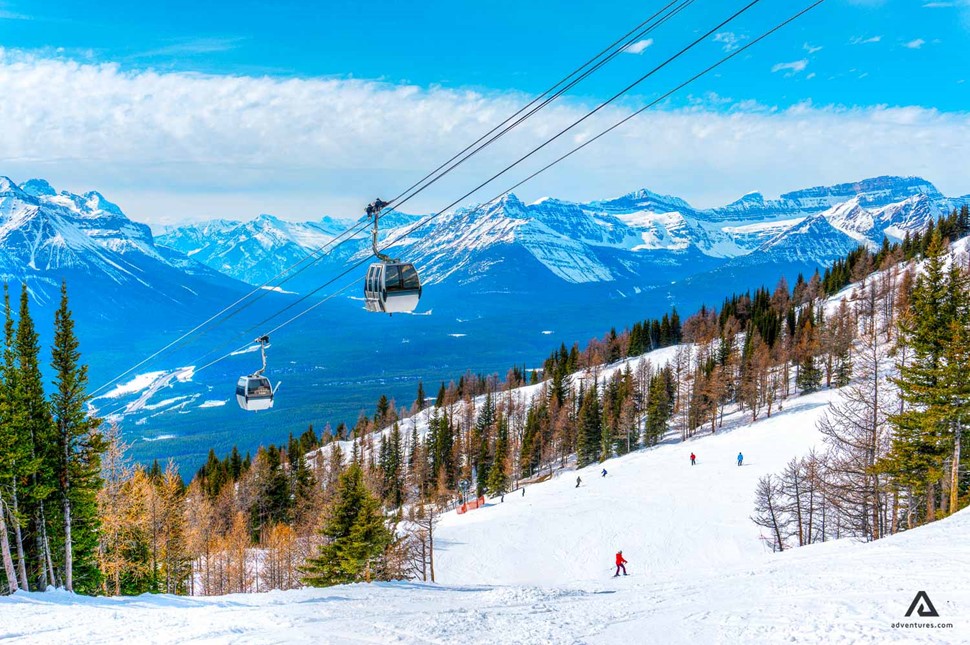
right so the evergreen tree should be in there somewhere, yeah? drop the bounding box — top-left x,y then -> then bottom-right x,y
883,230 -> 965,522
518,403 -> 543,478
301,464 -> 394,586
485,416 -> 509,496
645,371 -> 672,446
50,282 -> 105,593
415,381 -> 426,411
15,284 -> 58,588
0,285 -> 31,591
473,393 -> 496,496
577,381 -> 602,467
374,394 -> 390,426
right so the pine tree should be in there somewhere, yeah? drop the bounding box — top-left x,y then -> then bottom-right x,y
486,416 -> 509,496
473,393 -> 496,496
301,464 -> 394,586
0,285 -> 30,591
50,282 -> 105,592
577,381 -> 602,467
15,284 -> 58,588
415,381 -> 426,411
518,403 -> 543,478
644,371 -> 672,446
883,230 -> 962,523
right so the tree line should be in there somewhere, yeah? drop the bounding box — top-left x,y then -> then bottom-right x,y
0,283 -> 105,594
3,205 -> 966,595
753,206 -> 970,550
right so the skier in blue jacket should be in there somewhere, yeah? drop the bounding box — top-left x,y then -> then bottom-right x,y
737,452 -> 744,467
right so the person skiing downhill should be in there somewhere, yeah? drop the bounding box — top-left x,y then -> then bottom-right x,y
576,476 -> 582,488
614,551 -> 628,577
690,452 -> 696,466
737,452 -> 744,467
601,468 -> 608,477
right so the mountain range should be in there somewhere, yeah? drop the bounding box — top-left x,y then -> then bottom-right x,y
1,173 -> 966,470
156,175 -> 963,294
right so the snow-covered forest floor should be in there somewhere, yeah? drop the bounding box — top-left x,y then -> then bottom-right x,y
2,386 -> 967,643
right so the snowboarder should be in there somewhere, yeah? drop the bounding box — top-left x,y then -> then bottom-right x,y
576,476 -> 582,488
737,452 -> 743,467
601,468 -> 608,477
614,551 -> 628,577
690,452 -> 696,466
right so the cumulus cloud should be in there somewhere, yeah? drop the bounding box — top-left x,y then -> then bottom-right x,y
0,51 -> 968,223
771,59 -> 809,76
623,39 -> 653,55
903,38 -> 926,49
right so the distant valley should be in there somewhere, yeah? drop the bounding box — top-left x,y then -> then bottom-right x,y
1,174 -> 965,470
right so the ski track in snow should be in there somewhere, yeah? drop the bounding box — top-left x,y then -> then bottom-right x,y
3,386 -> 969,643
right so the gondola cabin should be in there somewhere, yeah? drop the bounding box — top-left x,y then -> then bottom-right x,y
236,375 -> 274,411
364,262 -> 422,314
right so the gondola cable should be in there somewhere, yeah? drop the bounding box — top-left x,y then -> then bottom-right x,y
102,0 -> 827,415
93,2 -> 703,394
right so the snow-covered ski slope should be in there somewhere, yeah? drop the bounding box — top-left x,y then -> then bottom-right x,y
434,390 -> 831,587
3,386 -> 969,643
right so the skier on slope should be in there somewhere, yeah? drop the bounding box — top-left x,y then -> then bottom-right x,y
737,452 -> 744,467
576,476 -> 582,488
601,468 -> 608,477
614,551 -> 628,577
690,452 -> 696,466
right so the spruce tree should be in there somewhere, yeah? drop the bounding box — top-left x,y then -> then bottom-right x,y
577,382 -> 602,467
0,285 -> 31,591
50,282 -> 105,593
486,416 -> 509,496
519,404 -> 543,478
645,372 -> 672,446
15,284 -> 57,588
415,381 -> 425,411
301,464 -> 394,586
883,230 -> 962,522
473,393 -> 496,496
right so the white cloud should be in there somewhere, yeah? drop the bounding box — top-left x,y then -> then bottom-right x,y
0,9 -> 28,19
850,35 -> 883,45
771,59 -> 809,76
904,38 -> 926,49
623,39 -> 653,55
803,43 -> 823,54
0,52 -> 968,222
132,37 -> 246,59
713,32 -> 747,52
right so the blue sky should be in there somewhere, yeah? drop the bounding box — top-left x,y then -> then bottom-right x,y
4,0 -> 967,108
0,0 -> 968,223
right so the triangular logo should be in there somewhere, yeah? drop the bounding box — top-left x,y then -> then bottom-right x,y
905,591 -> 939,618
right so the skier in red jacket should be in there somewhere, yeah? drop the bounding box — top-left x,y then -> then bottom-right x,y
614,551 -> 628,577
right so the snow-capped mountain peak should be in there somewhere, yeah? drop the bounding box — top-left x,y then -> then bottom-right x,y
154,174 -> 963,291
19,178 -> 57,198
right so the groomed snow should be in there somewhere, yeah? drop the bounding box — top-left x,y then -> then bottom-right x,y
434,390 -> 833,586
3,386 -> 968,643
96,371 -> 167,399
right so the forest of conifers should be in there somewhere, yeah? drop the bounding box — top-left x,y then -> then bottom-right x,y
1,205 -> 968,596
